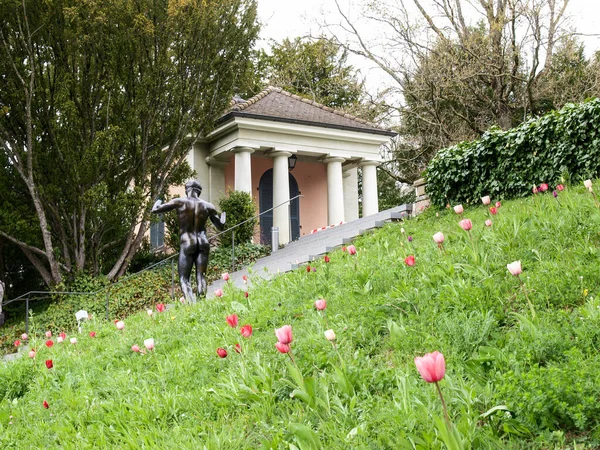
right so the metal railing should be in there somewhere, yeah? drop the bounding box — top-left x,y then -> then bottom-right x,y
0,194 -> 303,333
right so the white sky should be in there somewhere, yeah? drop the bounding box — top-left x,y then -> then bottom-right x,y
257,0 -> 600,92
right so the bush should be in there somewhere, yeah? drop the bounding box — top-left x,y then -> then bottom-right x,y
218,190 -> 257,247
426,98 -> 600,207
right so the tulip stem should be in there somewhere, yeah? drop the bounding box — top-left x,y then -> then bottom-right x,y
435,381 -> 451,431
518,276 -> 536,319
287,349 -> 298,369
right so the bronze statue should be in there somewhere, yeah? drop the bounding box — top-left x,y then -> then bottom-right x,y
152,181 -> 226,302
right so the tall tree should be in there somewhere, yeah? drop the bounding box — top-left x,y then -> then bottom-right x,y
327,0 -> 574,182
0,0 -> 259,286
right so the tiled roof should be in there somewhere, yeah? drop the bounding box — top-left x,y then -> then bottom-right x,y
218,87 -> 395,136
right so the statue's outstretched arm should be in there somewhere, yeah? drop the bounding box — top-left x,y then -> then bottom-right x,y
151,198 -> 182,214
209,208 -> 226,232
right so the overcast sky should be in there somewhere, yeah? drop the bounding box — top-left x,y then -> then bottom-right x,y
256,0 -> 600,92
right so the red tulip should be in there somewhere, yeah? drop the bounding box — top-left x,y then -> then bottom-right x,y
240,325 -> 253,338
156,303 -> 166,313
404,255 -> 415,266
275,325 -> 293,344
131,344 -> 140,353
459,219 -> 472,231
244,291 -> 249,298
45,359 -> 53,369
43,400 -> 49,409
242,275 -> 248,284
234,343 -> 242,353
556,184 -> 564,191
14,340 -> 21,347
275,342 -> 290,353
306,265 -> 311,272
216,348 -> 228,358
214,289 -> 223,297
59,332 -> 66,340
324,255 -> 330,263
226,314 -> 239,328
89,331 -> 96,338
314,299 -> 327,310
539,183 -> 549,192
45,340 -> 54,348
489,207 -> 497,215
347,245 -> 357,255
342,246 -> 347,252
414,351 -> 446,383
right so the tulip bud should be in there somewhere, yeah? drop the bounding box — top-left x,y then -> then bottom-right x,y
324,329 -> 336,341
453,204 -> 464,214
507,260 -> 522,276
432,232 -> 444,244
481,196 -> 491,205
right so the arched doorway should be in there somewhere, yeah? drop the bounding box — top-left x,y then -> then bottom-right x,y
259,169 -> 300,246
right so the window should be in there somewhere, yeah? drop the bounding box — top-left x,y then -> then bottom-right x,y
150,219 -> 165,250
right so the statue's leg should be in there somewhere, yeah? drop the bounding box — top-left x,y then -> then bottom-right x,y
179,250 -> 195,303
196,249 -> 209,297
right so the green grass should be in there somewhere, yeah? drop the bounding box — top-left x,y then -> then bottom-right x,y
2,185 -> 600,448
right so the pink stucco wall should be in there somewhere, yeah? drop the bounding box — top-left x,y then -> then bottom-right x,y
224,154 -> 328,238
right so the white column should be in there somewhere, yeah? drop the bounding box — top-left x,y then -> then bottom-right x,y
205,157 -> 228,205
234,147 -> 254,194
343,167 -> 359,222
272,151 -> 292,246
324,157 -> 345,225
361,160 -> 379,217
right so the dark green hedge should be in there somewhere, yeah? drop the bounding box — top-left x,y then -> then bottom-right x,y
426,98 -> 600,207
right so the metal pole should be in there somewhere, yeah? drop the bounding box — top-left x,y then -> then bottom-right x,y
271,227 -> 279,253
105,289 -> 109,321
171,258 -> 175,301
231,229 -> 236,272
25,295 -> 30,334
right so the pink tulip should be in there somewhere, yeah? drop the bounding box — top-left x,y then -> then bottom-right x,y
57,337 -> 64,344
347,245 -> 357,255
453,204 -> 463,214
226,314 -> 239,328
216,348 -> 228,358
275,325 -> 293,345
156,303 -> 166,313
214,289 -> 223,298
489,207 -> 497,215
70,338 -> 77,345
29,350 -> 36,358
242,275 -> 248,284
495,201 -> 501,208
584,179 -> 593,189
59,332 -> 66,340
240,325 -> 253,338
481,196 -> 491,205
144,338 -> 155,351
507,260 -> 522,276
414,351 -> 446,383
459,219 -> 472,231
45,331 -> 52,338
115,321 -> 125,330
222,272 -> 230,281
131,344 -> 140,352
539,183 -> 549,192
433,232 -> 444,244
556,184 -> 564,191
21,333 -> 28,340
532,185 -> 538,194
485,219 -> 492,227
275,342 -> 290,353
314,299 -> 327,310
404,255 -> 415,266
89,331 -> 96,338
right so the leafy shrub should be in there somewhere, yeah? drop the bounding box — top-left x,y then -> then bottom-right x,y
218,190 -> 257,247
426,98 -> 600,207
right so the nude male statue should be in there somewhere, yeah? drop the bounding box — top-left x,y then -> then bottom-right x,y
151,181 -> 226,302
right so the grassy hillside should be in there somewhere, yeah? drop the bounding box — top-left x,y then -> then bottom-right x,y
2,184 -> 600,449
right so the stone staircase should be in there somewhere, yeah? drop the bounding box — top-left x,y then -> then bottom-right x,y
208,204 -> 412,294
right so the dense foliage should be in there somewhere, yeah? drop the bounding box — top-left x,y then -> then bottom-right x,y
1,185 -> 600,447
218,190 -> 257,248
426,98 -> 600,207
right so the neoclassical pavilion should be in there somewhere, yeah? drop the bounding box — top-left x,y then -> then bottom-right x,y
168,87 -> 397,247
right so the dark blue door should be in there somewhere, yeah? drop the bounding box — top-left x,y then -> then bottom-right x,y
259,169 -> 300,246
